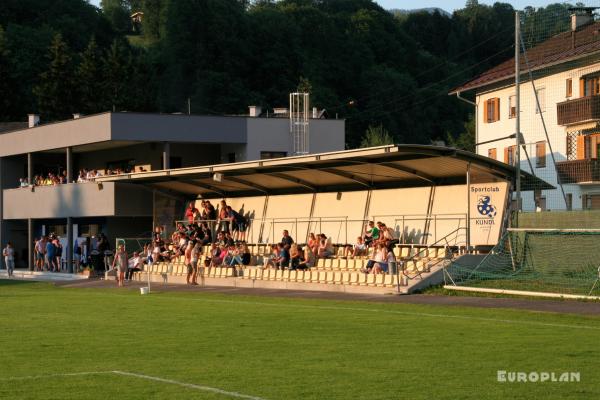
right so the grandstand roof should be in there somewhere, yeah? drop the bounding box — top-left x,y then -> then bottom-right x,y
96,145 -> 552,198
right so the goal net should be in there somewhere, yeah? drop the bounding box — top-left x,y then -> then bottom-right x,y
444,229 -> 600,297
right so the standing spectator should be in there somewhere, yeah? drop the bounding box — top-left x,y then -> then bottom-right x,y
3,242 -> 15,277
184,241 -> 195,285
54,237 -> 63,272
227,206 -> 247,242
281,230 -> 294,249
35,236 -> 46,271
185,201 -> 199,224
45,237 -> 56,272
190,242 -> 201,285
217,200 -> 230,233
126,252 -> 142,281
112,244 -> 127,287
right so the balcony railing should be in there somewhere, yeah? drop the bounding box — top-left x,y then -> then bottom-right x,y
556,158 -> 600,183
557,95 -> 600,126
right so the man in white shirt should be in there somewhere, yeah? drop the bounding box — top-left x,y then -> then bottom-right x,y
126,251 -> 142,281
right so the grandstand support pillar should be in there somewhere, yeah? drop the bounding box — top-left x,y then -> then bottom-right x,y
466,162 -> 471,253
27,152 -> 33,185
162,142 -> 170,170
0,157 -> 3,270
28,218 -> 33,271
514,10 -> 522,214
66,146 -> 73,183
66,217 -> 73,273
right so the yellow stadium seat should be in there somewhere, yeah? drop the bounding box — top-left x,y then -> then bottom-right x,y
282,270 -> 290,281
288,270 -> 297,282
356,272 -> 368,286
317,271 -> 327,283
326,271 -> 335,284
374,274 -> 385,286
310,270 -> 320,283
341,272 -> 351,284
333,271 -> 343,284
317,258 -> 326,269
384,274 -> 397,287
304,270 -> 313,283
366,274 -> 376,286
348,272 -> 359,285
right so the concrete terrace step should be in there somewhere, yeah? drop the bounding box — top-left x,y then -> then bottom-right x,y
0,269 -> 90,282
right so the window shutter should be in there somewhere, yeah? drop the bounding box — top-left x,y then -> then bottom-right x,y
577,135 -> 586,159
483,100 -> 488,123
504,147 -> 509,163
494,98 -> 500,121
580,78 -> 585,97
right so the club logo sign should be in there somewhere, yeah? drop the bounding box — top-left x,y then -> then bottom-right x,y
469,183 -> 508,245
477,195 -> 497,218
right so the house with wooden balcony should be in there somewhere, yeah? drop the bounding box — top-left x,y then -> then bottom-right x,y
451,7 -> 600,211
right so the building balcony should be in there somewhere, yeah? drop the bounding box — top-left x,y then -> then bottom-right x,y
2,182 -> 152,220
556,158 -> 600,183
557,95 -> 600,126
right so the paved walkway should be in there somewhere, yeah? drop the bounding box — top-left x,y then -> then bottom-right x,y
53,279 -> 600,317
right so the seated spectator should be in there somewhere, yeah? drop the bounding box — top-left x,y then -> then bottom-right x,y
363,221 -> 379,247
345,236 -> 367,258
281,230 -> 294,249
264,244 -> 279,269
289,243 -> 302,269
126,251 -> 142,280
294,245 -> 315,270
317,233 -> 333,258
377,222 -> 399,250
273,243 -> 289,270
210,245 -> 228,267
363,243 -> 388,274
152,240 -> 162,263
372,244 -> 395,275
19,178 -> 28,187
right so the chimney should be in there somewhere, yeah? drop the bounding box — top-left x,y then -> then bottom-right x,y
571,10 -> 593,31
28,114 -> 40,128
248,105 -> 261,117
312,107 -> 317,119
73,113 -> 81,119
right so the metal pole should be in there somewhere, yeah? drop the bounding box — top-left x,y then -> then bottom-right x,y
515,11 -> 522,215
0,157 -> 3,271
66,217 -> 73,273
66,147 -> 73,183
466,162 -> 471,253
27,153 -> 33,185
162,142 -> 170,170
28,219 -> 33,271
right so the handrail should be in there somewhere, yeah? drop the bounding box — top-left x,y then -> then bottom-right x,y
174,213 -> 468,246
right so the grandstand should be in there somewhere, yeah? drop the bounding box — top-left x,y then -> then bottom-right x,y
99,144 -> 547,294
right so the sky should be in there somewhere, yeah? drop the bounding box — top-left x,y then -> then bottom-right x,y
88,1 -> 568,12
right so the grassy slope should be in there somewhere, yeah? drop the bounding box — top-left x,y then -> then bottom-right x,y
0,281 -> 599,400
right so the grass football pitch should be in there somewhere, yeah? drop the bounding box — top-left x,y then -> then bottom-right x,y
1,280 -> 599,400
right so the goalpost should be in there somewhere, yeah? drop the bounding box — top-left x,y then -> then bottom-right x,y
443,228 -> 600,300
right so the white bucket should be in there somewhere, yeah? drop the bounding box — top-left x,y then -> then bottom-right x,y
140,287 -> 149,295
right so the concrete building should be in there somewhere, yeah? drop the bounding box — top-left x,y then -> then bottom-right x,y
451,10 -> 600,211
0,111 -> 344,269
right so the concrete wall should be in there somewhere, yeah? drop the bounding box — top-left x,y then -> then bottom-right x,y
3,182 -> 152,219
245,118 -> 345,160
111,113 -> 247,143
0,114 -> 112,157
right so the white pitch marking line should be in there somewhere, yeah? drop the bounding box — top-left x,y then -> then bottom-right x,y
111,370 -> 267,400
145,295 -> 600,332
0,371 -> 113,381
1,370 -> 268,400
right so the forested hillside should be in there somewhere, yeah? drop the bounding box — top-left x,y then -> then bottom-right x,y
0,0 -> 575,148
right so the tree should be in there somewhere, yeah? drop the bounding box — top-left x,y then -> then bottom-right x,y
33,33 -> 76,120
101,0 -> 132,34
446,114 -> 475,152
360,125 -> 394,148
77,37 -> 107,114
103,39 -> 130,111
0,25 -> 13,121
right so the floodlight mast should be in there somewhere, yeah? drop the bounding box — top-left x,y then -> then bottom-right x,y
290,92 -> 310,156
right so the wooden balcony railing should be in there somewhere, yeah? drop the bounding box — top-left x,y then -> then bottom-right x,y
557,95 -> 600,126
556,158 -> 600,183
